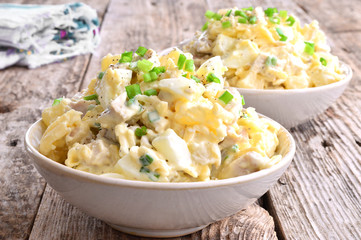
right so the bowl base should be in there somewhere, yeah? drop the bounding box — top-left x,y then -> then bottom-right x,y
107,222 -> 208,238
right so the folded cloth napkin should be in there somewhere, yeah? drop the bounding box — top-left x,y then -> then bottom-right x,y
0,2 -> 100,69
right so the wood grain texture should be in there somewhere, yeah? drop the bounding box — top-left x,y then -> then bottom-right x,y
0,1 -> 109,239
29,187 -> 276,240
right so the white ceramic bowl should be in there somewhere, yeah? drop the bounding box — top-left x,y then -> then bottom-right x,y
236,62 -> 352,128
25,116 -> 295,238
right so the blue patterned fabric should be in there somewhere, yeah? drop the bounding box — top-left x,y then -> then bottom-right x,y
0,2 -> 100,69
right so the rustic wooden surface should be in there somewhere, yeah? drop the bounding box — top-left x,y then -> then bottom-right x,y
0,0 -> 360,239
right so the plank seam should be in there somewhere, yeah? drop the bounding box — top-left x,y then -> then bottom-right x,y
26,183 -> 47,240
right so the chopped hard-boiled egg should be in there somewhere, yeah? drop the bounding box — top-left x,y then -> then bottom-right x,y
39,47 -> 282,182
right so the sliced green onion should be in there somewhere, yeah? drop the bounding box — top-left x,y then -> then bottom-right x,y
205,10 -> 215,19
219,91 -> 234,104
320,57 -> 327,66
125,84 -> 141,99
184,59 -> 194,72
119,51 -> 133,63
143,73 -> 152,82
242,7 -> 254,11
202,21 -> 209,31
98,71 -> 104,79
248,16 -> 257,24
136,46 -> 148,57
225,10 -> 232,17
191,75 -> 201,83
137,59 -> 153,72
213,13 -> 222,20
279,10 -> 288,18
238,17 -> 247,24
140,166 -> 160,181
276,27 -> 287,41
269,16 -> 280,24
177,54 -> 186,70
149,71 -> 158,81
84,94 -> 100,104
235,10 -> 247,18
222,21 -> 232,28
232,144 -> 239,152
266,56 -> 277,66
52,98 -> 63,106
304,41 -> 315,55
139,154 -> 153,166
148,110 -> 160,122
264,7 -> 278,17
286,16 -> 295,26
241,95 -> 245,105
144,89 -> 158,96
182,73 -> 188,77
150,66 -> 166,75
135,126 -> 147,137
206,73 -> 221,83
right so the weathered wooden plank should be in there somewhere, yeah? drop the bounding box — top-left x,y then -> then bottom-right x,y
29,187 -> 276,240
0,1 -> 110,239
29,0 -> 277,239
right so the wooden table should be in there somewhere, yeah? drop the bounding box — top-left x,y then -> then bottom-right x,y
1,0 -> 360,239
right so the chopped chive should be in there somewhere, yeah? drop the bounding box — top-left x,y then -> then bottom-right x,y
266,56 -> 277,66
150,66 -> 166,75
206,73 -> 221,83
276,27 -> 287,41
269,16 -> 280,24
184,59 -> 194,72
241,95 -> 245,105
137,59 -> 153,72
219,90 -> 234,104
135,126 -> 147,137
143,73 -> 152,82
286,16 -> 295,26
136,46 -> 148,57
139,154 -> 154,166
213,13 -> 222,20
83,94 -> 99,105
144,89 -> 158,96
304,41 -> 315,55
279,10 -> 288,18
191,75 -> 201,83
149,71 -> 158,81
98,71 -> 104,79
177,54 -> 186,70
225,9 -> 232,17
238,17 -> 247,24
242,7 -> 254,11
202,21 -> 209,31
222,21 -> 232,28
264,7 -> 278,17
140,166 -> 160,181
125,84 -> 141,99
235,10 -> 247,18
248,16 -> 257,24
148,110 -> 160,122
119,51 -> 133,63
205,10 -> 215,19
320,57 -> 327,66
52,98 -> 63,106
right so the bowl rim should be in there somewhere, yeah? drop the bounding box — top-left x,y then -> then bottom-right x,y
25,115 -> 296,190
233,61 -> 352,94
